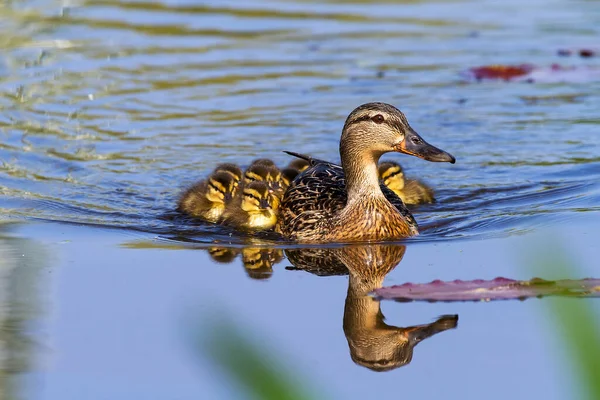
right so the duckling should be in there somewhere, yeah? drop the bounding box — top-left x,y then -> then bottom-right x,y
378,161 -> 435,205
280,167 -> 300,190
177,171 -> 237,223
288,158 -> 310,173
242,164 -> 282,193
250,158 -> 276,168
221,181 -> 278,231
213,163 -> 243,184
277,102 -> 455,242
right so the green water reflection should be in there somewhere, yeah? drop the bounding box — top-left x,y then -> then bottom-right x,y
0,225 -> 48,400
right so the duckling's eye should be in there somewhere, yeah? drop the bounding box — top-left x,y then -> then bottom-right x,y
371,114 -> 385,124
209,182 -> 224,194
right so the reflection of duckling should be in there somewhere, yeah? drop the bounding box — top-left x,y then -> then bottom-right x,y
243,164 -> 282,193
288,158 -> 310,173
221,181 -> 278,231
378,161 -> 435,205
280,167 -> 300,190
177,171 -> 237,222
208,247 -> 239,263
213,163 -> 243,183
241,247 -> 280,280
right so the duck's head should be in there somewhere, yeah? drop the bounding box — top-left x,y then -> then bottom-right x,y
378,161 -> 405,191
341,102 -> 455,164
213,163 -> 243,183
243,164 -> 282,192
205,171 -> 237,204
240,181 -> 279,216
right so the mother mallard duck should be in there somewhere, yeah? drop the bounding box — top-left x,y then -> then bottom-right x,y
277,102 -> 455,242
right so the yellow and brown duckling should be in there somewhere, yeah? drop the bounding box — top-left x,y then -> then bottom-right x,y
250,158 -> 276,168
243,163 -> 282,194
288,158 -> 310,173
378,161 -> 435,205
213,163 -> 243,184
277,102 -> 455,242
177,171 -> 238,223
280,167 -> 300,190
221,181 -> 279,231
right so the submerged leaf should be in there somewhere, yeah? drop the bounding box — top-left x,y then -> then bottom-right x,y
374,277 -> 600,303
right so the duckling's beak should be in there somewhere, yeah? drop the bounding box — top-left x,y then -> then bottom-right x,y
395,129 -> 456,164
224,192 -> 233,202
259,198 -> 271,209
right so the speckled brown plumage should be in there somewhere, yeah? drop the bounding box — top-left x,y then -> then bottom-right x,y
278,159 -> 418,242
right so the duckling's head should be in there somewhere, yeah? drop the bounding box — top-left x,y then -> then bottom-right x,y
288,158 -> 310,172
213,163 -> 243,183
243,164 -> 282,192
341,102 -> 455,164
378,161 -> 405,191
250,158 -> 276,168
205,171 -> 237,204
240,181 -> 278,215
280,167 -> 300,189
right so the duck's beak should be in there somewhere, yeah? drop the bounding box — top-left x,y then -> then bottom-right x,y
395,128 -> 455,164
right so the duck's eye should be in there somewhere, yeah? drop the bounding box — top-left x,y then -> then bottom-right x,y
411,136 -> 423,145
371,114 -> 385,124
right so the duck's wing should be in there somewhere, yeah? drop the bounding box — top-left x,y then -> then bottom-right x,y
278,162 -> 347,237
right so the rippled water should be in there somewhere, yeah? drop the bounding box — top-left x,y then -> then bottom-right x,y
2,0 -> 599,245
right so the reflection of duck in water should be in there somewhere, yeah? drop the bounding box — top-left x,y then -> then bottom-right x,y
286,244 -> 458,371
378,161 -> 435,205
278,102 -> 454,242
337,246 -> 457,371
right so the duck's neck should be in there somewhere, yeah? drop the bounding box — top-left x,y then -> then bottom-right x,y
340,144 -> 384,201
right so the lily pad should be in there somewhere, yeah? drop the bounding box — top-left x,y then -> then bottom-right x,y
374,277 -> 600,303
462,64 -> 600,83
